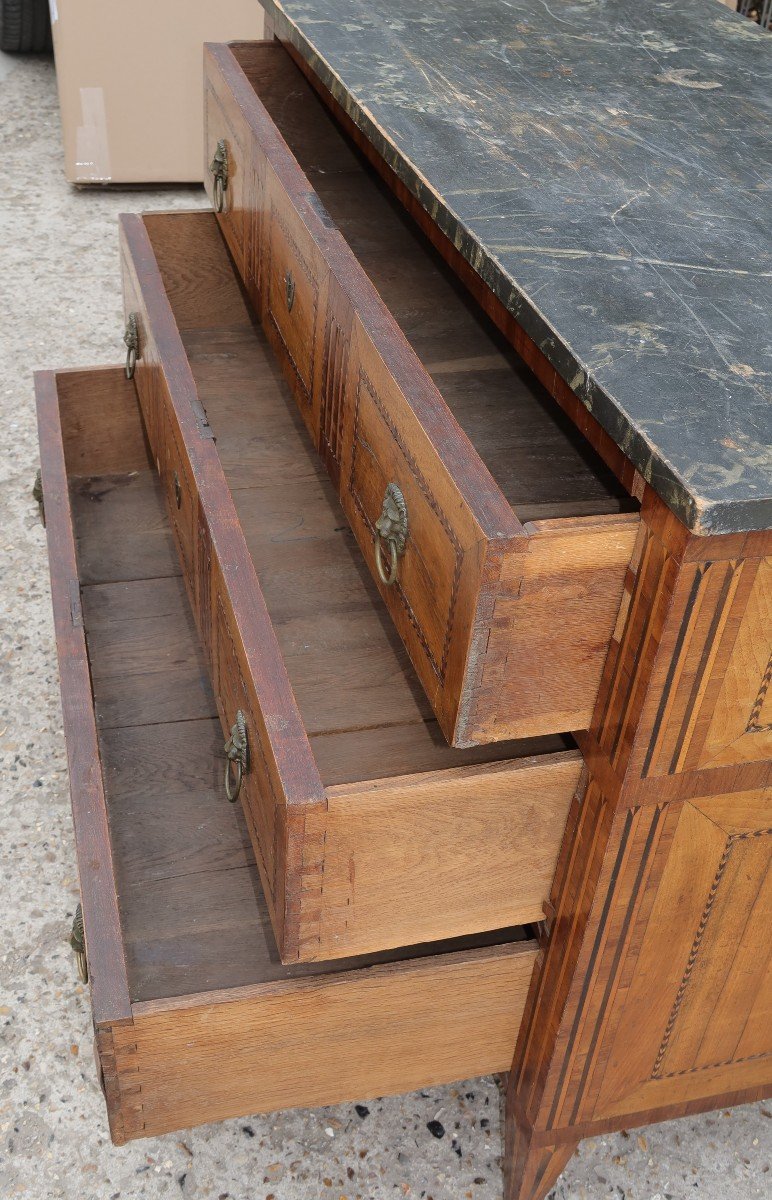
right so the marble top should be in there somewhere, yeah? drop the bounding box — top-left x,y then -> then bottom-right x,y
261,0 -> 772,534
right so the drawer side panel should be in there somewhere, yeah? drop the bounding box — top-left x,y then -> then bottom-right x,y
35,369 -> 133,1028
118,943 -> 538,1139
119,215 -> 327,961
317,753 -> 583,959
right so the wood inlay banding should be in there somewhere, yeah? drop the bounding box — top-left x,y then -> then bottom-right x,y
348,366 -> 463,684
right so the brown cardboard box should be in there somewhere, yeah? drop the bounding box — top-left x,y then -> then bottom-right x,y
50,0 -> 265,183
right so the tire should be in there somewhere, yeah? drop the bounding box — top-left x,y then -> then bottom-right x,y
0,0 -> 53,54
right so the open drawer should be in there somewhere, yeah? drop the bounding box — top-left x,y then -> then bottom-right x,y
35,364 -> 539,1142
118,208 -> 580,964
203,41 -> 641,748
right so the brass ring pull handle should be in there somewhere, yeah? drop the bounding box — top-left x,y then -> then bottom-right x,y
374,483 -> 408,587
70,903 -> 88,984
374,531 -> 399,586
210,138 -> 229,213
123,312 -> 139,380
284,271 -> 295,312
224,710 -> 249,803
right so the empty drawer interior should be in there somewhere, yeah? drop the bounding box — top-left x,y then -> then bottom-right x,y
54,367 -> 542,1003
142,210 -> 575,786
232,42 -> 638,523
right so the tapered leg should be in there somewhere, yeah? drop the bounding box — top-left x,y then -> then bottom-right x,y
505,1113 -> 577,1200
504,498 -> 772,1200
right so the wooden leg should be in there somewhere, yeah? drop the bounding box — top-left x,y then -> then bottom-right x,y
504,499 -> 772,1199
504,1112 -> 578,1200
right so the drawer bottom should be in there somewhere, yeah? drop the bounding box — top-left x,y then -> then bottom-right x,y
38,366 -> 538,1141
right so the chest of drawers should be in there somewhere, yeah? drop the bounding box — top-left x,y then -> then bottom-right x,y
36,8 -> 771,1197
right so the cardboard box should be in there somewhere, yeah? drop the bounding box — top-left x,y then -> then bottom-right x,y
50,0 -> 265,183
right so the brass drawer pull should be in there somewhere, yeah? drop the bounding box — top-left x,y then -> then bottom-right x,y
123,312 -> 139,380
284,271 -> 295,312
210,138 -> 229,213
374,482 -> 408,587
224,709 -> 249,802
173,470 -> 182,509
69,903 -> 88,983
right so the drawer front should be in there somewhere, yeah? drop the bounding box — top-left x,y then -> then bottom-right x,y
120,213 -> 328,962
264,173 -> 328,440
338,320 -> 492,720
204,77 -> 250,279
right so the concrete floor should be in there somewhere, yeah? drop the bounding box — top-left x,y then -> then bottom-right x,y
0,49 -> 770,1200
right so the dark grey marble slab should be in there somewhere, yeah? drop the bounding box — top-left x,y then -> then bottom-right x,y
262,0 -> 772,534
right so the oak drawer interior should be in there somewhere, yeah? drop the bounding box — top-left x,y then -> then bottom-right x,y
133,209 -> 580,959
229,41 -> 637,525
144,210 -> 574,783
38,365 -> 539,1140
66,382 -> 530,998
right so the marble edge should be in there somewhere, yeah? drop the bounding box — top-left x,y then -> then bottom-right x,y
261,0 -> 771,537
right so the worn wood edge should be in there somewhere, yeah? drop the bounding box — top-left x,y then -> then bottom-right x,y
130,936 -> 540,1018
206,40 -> 524,541
34,369 -> 133,1027
450,535 -> 520,746
118,214 -> 329,960
323,746 -> 581,801
523,511 -> 641,539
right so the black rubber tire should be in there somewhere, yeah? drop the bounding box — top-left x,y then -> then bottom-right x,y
0,0 -> 53,54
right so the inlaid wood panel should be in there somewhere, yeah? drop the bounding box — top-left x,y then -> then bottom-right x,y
505,502 -> 772,1200
641,555 -> 772,776
573,791 -> 771,1122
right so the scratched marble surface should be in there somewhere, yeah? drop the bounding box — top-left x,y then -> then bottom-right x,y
263,0 -> 772,533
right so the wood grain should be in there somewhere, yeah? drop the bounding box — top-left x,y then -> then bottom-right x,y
39,360 -> 542,1144
118,942 -> 537,1140
203,41 -> 641,747
504,500 -> 772,1200
120,208 -> 581,961
319,755 -> 581,957
35,374 -> 137,1015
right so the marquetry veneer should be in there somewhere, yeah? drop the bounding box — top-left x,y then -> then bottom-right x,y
203,41 -> 641,748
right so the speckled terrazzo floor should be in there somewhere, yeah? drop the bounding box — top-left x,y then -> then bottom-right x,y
0,47 -> 770,1200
